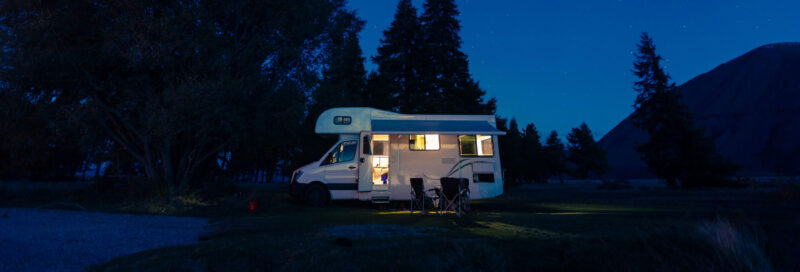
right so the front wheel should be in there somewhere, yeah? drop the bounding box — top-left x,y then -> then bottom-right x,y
304,184 -> 329,206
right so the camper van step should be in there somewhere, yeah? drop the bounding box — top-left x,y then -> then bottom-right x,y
371,196 -> 390,204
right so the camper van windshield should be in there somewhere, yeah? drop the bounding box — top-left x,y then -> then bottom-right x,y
322,140 -> 357,165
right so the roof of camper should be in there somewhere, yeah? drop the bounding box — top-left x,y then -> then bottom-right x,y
314,107 -> 505,135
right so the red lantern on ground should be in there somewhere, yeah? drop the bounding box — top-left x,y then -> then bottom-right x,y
248,201 -> 258,212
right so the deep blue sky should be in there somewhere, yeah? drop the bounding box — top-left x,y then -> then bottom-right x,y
347,0 -> 800,140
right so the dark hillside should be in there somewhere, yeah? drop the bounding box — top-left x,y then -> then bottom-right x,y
600,43 -> 800,178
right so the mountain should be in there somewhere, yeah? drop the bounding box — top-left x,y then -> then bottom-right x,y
599,43 -> 800,178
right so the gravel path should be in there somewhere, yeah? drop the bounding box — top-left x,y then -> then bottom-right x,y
0,208 -> 209,272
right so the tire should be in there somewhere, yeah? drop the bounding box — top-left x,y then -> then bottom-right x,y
304,184 -> 328,207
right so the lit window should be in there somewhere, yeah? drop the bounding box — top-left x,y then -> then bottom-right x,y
409,134 -> 440,151
477,135 -> 494,156
459,135 -> 493,157
425,134 -> 440,150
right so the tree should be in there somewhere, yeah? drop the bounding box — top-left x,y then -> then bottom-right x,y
312,15 -> 367,115
543,131 -> 568,182
298,18 -> 368,167
521,123 -> 547,183
567,123 -> 609,179
0,91 -> 86,180
370,0 -> 425,113
370,0 -> 495,115
497,117 -> 523,185
418,0 -> 496,114
0,0 -> 359,196
631,33 -> 737,187
364,71 -> 399,111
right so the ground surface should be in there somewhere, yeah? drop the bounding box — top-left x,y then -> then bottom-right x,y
2,181 -> 799,271
0,208 -> 208,272
85,181 -> 800,271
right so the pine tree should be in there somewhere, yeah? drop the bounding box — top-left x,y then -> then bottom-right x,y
420,0 -> 495,114
521,123 -> 547,183
370,0 -> 425,113
567,123 -> 609,179
631,32 -> 737,187
543,130 -> 567,182
301,23 -> 368,167
364,71 -> 396,111
498,118 -> 523,185
310,28 -> 367,117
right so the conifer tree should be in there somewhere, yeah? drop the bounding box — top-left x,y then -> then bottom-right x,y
310,29 -> 367,118
370,0 -> 425,113
567,123 -> 609,179
521,123 -> 547,183
544,130 -> 567,182
498,118 -> 523,184
300,21 -> 367,167
364,71 -> 396,111
631,32 -> 736,187
419,0 -> 495,114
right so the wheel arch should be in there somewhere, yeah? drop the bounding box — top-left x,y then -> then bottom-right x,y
306,181 -> 331,203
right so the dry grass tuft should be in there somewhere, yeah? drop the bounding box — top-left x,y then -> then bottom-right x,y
697,218 -> 773,272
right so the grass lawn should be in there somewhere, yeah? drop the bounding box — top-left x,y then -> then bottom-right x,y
4,181 -> 799,271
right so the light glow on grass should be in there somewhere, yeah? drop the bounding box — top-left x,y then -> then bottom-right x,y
535,212 -> 593,215
468,221 -> 576,240
376,210 -> 440,215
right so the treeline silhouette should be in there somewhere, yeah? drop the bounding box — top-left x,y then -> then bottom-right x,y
0,0 -> 605,195
0,0 -> 733,197
497,119 -> 608,185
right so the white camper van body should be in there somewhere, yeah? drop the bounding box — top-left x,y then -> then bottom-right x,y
289,107 -> 505,204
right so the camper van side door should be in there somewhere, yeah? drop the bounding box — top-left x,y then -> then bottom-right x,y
358,132 -> 373,192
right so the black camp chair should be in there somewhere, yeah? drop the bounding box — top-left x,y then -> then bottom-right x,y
438,177 -> 462,217
459,178 -> 471,212
410,178 -> 436,215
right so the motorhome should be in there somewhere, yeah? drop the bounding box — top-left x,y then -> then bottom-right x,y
289,107 -> 505,205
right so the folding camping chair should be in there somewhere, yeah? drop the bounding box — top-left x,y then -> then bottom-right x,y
410,178 -> 436,215
459,178 -> 471,212
438,177 -> 462,217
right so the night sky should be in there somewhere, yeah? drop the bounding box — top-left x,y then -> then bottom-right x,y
347,0 -> 800,139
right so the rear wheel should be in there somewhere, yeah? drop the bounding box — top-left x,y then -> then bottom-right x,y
304,184 -> 328,206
